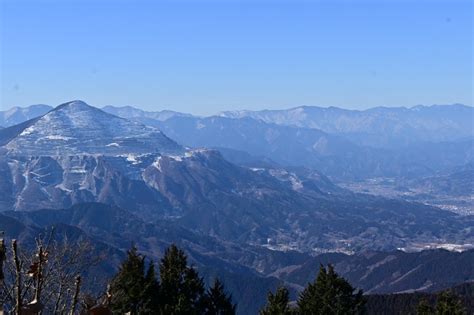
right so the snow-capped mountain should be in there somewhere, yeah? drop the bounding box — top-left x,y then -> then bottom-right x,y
1,102 -> 472,180
3,103 -> 472,148
1,100 -> 183,156
219,104 -> 474,147
0,101 -> 471,315
1,103 -> 192,129
149,115 -> 473,180
0,100 -> 471,253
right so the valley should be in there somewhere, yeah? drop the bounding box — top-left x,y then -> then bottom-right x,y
0,101 -> 472,314
2,2 -> 471,313
339,175 -> 474,216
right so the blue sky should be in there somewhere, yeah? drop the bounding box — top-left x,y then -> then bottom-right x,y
0,0 -> 472,114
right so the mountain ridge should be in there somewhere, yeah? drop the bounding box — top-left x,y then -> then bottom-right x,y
0,101 -> 471,254
2,203 -> 473,314
0,100 -> 472,313
218,103 -> 474,148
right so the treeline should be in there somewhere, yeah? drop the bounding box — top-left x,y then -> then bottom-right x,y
108,245 -> 236,314
0,237 -> 470,314
109,245 -> 372,315
366,283 -> 474,315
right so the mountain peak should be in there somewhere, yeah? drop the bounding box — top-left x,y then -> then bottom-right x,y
2,101 -> 183,156
54,100 -> 93,112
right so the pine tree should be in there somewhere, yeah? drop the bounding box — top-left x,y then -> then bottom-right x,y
159,244 -> 207,314
259,286 -> 293,315
416,298 -> 434,315
141,262 -> 161,312
297,264 -> 365,315
109,246 -> 159,315
435,291 -> 465,315
205,278 -> 236,315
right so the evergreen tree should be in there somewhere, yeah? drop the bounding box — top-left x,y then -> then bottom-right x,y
297,264 -> 365,315
109,246 -> 159,315
416,298 -> 434,315
259,286 -> 293,315
159,244 -> 207,314
205,278 -> 236,315
435,291 -> 465,315
141,262 -> 161,312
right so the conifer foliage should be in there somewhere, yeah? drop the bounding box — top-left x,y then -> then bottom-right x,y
205,279 -> 236,315
259,286 -> 293,315
297,264 -> 365,315
414,290 -> 466,315
416,298 -> 434,315
435,291 -> 466,315
109,246 -> 159,315
159,245 -> 207,314
109,244 -> 237,315
259,264 -> 366,315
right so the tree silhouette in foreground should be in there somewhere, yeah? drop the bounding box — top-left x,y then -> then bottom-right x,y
109,244 -> 236,315
109,246 -> 159,314
297,264 -> 366,315
205,278 -> 236,315
158,244 -> 207,314
260,286 -> 293,315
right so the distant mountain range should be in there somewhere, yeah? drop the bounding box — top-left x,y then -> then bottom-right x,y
219,104 -> 474,148
0,104 -> 52,127
1,103 -> 472,180
98,103 -> 473,148
102,105 -> 193,123
0,101 -> 472,254
151,115 -> 473,180
2,103 -> 472,147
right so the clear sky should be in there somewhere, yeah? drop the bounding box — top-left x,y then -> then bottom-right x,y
0,0 -> 472,115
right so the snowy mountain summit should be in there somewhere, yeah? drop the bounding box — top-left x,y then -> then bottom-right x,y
2,100 -> 183,156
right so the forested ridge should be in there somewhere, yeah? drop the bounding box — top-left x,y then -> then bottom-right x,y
0,238 -> 471,315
